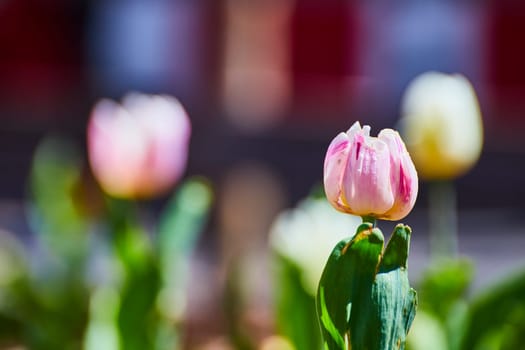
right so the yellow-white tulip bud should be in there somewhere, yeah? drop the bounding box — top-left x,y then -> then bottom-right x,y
401,72 -> 483,180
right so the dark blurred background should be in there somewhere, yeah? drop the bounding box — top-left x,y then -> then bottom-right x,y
1,0 -> 525,209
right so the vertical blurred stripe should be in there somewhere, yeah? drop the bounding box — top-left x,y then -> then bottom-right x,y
485,2 -> 525,123
290,2 -> 354,113
221,0 -> 294,132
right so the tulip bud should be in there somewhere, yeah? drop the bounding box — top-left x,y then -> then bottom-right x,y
323,122 -> 418,221
87,93 -> 191,198
400,72 -> 483,180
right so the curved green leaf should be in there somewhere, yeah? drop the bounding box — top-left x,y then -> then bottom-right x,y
317,223 -> 417,350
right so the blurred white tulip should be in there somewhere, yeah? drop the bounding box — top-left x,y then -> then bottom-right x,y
401,72 -> 483,180
269,197 -> 360,296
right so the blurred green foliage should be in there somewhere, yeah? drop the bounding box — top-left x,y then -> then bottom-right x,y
2,135 -> 525,350
269,192 -> 360,350
273,254 -> 321,350
462,269 -> 525,350
0,136 -> 213,349
407,258 -> 525,350
271,190 -> 525,350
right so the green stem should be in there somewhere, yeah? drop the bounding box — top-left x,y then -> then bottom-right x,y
105,197 -> 150,272
428,181 -> 458,260
361,216 -> 377,227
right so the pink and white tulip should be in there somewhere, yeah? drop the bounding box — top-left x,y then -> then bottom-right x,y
323,122 -> 418,221
87,93 -> 191,199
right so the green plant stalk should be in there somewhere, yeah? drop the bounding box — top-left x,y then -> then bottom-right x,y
156,178 -> 213,350
105,197 -> 159,350
428,181 -> 458,260
317,222 -> 417,350
100,178 -> 212,350
224,263 -> 255,350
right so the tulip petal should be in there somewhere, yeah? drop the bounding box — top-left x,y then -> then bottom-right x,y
88,100 -> 148,197
343,132 -> 394,216
323,122 -> 418,220
323,132 -> 352,212
401,72 -> 483,179
129,95 -> 191,196
346,121 -> 362,139
87,94 -> 191,198
379,129 -> 418,220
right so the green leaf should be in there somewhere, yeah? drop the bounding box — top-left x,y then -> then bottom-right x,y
412,258 -> 472,350
117,261 -> 160,350
417,258 -> 473,322
274,254 -> 322,350
30,136 -> 88,263
461,270 -> 525,350
157,177 -> 213,280
318,285 -> 346,349
155,177 -> 213,349
317,223 -> 417,350
317,223 -> 384,350
373,225 -> 417,350
104,198 -> 158,349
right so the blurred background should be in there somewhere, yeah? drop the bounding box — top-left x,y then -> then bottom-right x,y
1,0 -> 525,349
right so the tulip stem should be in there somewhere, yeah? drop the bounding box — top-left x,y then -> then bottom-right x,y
428,181 -> 458,260
361,216 -> 377,227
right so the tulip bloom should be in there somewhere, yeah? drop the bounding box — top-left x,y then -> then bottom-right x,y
401,72 -> 483,180
324,122 -> 418,221
270,198 -> 360,295
88,93 -> 191,198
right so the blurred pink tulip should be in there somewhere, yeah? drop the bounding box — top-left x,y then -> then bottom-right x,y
87,93 -> 191,198
323,122 -> 418,221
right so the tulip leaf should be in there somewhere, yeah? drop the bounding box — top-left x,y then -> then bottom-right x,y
317,223 -> 384,350
274,254 -> 322,350
461,269 -> 525,350
30,136 -> 88,263
317,223 -> 417,350
156,177 -> 213,349
373,225 -> 417,350
157,177 -> 213,282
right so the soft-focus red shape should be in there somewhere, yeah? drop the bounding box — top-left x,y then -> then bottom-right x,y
87,93 -> 191,199
485,3 -> 525,122
323,122 -> 418,221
